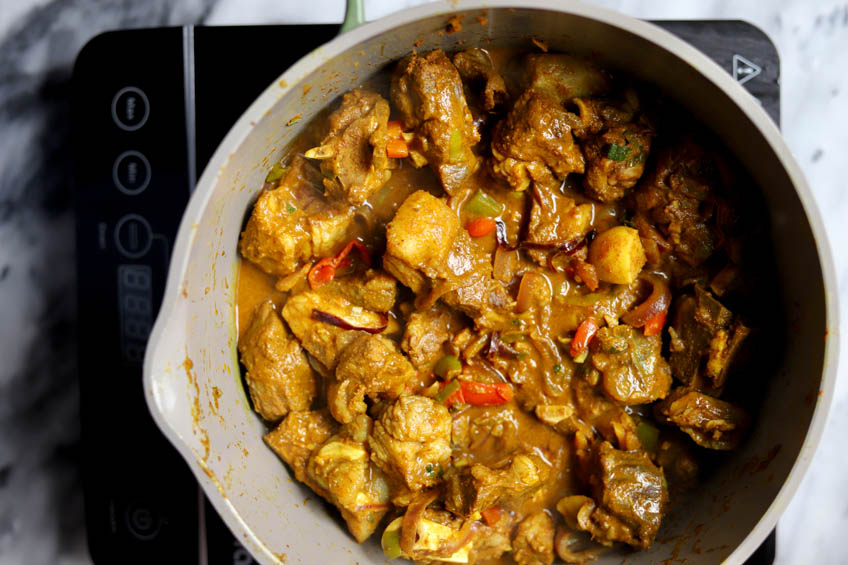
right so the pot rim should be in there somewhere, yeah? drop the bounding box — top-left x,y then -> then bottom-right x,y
144,2 -> 840,563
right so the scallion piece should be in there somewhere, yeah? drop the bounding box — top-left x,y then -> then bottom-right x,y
606,143 -> 631,161
500,332 -> 524,344
381,527 -> 402,560
636,422 -> 660,453
265,162 -> 287,183
465,190 -> 503,217
434,380 -> 462,404
433,354 -> 461,379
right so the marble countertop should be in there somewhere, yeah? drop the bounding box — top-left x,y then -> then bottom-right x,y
0,0 -> 844,564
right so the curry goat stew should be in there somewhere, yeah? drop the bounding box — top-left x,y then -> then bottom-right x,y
235,47 -> 777,563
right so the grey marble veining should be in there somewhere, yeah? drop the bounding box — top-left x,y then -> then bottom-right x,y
0,1 -> 845,564
0,3 -> 216,564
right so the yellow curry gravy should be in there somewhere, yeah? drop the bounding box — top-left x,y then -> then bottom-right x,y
234,45 -> 773,564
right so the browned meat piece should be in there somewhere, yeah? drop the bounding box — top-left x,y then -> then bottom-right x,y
668,286 -> 750,391
632,213 -> 671,266
567,94 -> 639,139
401,303 -> 464,368
490,91 -> 585,192
557,495 -> 641,550
281,283 -> 387,371
582,124 -> 653,202
391,49 -> 480,193
346,269 -> 398,311
522,53 -> 611,106
468,521 -> 513,563
305,89 -> 392,206
512,511 -> 556,565
237,301 -> 317,421
591,325 -> 672,405
264,409 -> 338,483
526,181 -> 593,247
452,48 -> 507,111
571,379 -> 641,451
329,334 -> 416,423
267,413 -> 387,542
440,229 -> 504,319
655,388 -> 749,450
368,395 -> 452,491
239,156 -> 355,277
383,191 -> 507,321
305,415 -> 391,542
444,453 -> 549,517
559,441 -> 667,549
334,269 -> 398,312
590,441 -> 667,547
631,137 -> 726,266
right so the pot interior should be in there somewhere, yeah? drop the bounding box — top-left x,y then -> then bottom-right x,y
145,4 -> 830,564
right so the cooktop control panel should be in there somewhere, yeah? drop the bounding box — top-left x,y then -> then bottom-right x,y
72,24 -> 338,565
72,21 -> 778,565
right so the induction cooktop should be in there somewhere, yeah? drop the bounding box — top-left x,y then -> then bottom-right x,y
71,21 -> 780,565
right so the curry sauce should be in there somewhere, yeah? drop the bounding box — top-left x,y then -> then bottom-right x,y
234,46 -> 770,564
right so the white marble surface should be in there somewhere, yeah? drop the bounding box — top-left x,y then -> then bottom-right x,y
0,1 -> 845,564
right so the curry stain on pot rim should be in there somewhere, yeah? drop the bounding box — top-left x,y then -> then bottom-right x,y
184,355 -> 210,462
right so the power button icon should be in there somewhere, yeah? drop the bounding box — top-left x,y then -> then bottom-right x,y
124,501 -> 162,540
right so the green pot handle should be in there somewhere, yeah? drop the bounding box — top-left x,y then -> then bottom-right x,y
340,0 -> 366,33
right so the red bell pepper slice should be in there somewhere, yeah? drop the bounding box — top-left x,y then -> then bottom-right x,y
570,317 -> 599,359
307,240 -> 371,289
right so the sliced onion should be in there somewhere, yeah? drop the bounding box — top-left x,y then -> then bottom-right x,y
311,309 -> 388,334
400,489 -> 440,558
486,332 -> 519,359
620,274 -> 672,327
353,503 -> 391,512
493,245 -> 519,283
515,271 -> 543,313
555,527 -> 606,564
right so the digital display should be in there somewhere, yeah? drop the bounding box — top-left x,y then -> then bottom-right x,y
117,264 -> 153,364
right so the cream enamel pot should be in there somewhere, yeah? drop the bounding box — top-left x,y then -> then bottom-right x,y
143,1 -> 839,563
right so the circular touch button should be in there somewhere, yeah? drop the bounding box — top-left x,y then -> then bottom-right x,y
111,86 -> 150,131
124,501 -> 162,541
114,214 -> 153,259
113,150 -> 151,195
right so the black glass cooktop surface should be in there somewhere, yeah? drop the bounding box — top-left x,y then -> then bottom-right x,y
72,21 -> 779,565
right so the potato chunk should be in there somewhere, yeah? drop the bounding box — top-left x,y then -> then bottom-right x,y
588,226 -> 646,284
385,190 -> 460,282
